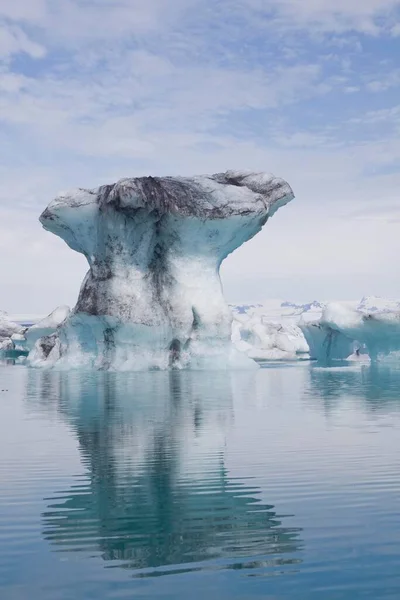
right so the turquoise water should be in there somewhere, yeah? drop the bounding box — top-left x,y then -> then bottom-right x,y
1,362 -> 400,599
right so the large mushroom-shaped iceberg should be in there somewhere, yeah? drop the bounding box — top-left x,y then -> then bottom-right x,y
29,171 -> 294,370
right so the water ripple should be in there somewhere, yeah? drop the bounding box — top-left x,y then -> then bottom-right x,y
1,365 -> 400,598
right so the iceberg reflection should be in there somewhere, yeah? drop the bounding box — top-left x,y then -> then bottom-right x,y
307,364 -> 400,415
26,370 -> 303,576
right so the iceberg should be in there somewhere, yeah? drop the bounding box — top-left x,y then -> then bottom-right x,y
231,297 -> 400,364
0,307 -> 70,358
0,312 -> 26,356
230,300 -> 321,361
232,309 -> 309,361
25,305 -> 70,350
29,171 -> 294,370
300,300 -> 400,363
10,333 -> 28,353
0,312 -> 24,340
300,323 -> 357,364
0,338 -> 14,353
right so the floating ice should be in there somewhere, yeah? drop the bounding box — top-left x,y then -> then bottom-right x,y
231,305 -> 308,361
29,171 -> 294,370
25,305 -> 70,350
300,312 -> 357,364
0,338 -> 14,353
230,297 -> 400,363
0,313 -> 24,340
0,307 -> 70,357
300,300 -> 400,363
10,333 -> 28,353
0,313 -> 25,356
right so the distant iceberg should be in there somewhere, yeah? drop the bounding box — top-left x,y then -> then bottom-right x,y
0,312 -> 24,340
300,298 -> 400,363
10,295 -> 400,366
231,303 -> 309,361
0,307 -> 70,358
231,296 -> 400,364
0,312 -> 26,357
28,171 -> 294,370
25,306 -> 70,350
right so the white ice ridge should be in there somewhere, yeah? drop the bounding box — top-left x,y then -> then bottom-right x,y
231,302 -> 310,361
300,298 -> 400,362
28,171 -> 294,370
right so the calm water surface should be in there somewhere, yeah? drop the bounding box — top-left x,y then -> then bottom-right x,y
1,362 -> 400,599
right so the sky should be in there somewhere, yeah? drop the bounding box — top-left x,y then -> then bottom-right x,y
1,0 -> 400,314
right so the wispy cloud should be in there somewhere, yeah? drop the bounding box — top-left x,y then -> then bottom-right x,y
1,0 -> 400,311
243,0 -> 400,35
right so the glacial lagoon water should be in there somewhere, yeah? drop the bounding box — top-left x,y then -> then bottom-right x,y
1,362 -> 400,599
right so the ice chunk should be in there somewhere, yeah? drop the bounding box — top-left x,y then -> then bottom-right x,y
0,313 -> 24,340
10,333 -> 28,353
29,171 -> 294,370
300,303 -> 361,362
0,338 -> 14,353
29,334 -> 61,366
0,313 -> 26,356
231,302 -> 309,361
231,297 -> 400,363
232,315 -> 308,361
300,323 -> 356,363
25,306 -> 70,350
0,307 -> 69,357
300,301 -> 400,363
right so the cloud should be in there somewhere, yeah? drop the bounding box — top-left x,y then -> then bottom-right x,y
243,0 -> 400,35
0,0 -> 199,49
0,0 -> 46,22
365,70 -> 400,92
0,58 -> 325,164
1,0 -> 400,310
350,104 -> 400,125
0,25 -> 46,59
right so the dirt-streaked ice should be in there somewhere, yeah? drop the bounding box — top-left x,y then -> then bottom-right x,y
29,171 -> 294,370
